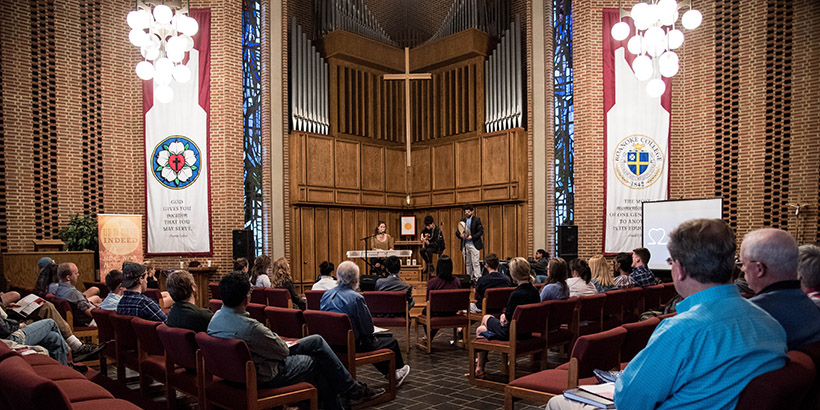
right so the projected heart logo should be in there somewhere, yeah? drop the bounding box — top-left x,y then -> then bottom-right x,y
647,228 -> 667,245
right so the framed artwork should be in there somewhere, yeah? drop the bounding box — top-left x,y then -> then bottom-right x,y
400,216 -> 416,236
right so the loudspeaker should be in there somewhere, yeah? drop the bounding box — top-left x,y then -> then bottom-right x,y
232,229 -> 255,266
557,225 -> 578,260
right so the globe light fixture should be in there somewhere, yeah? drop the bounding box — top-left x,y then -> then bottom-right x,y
127,1 -> 197,103
616,0 -> 701,97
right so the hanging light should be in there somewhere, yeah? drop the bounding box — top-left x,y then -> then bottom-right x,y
127,1 -> 196,103
646,78 -> 667,98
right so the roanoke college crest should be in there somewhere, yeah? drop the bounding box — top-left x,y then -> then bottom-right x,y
612,135 -> 664,189
152,136 -> 202,189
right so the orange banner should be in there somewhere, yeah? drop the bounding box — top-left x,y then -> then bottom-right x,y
97,214 -> 143,281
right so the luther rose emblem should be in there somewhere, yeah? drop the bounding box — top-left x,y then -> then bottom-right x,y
152,136 -> 202,189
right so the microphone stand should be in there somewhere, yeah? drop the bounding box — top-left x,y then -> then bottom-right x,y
360,234 -> 376,276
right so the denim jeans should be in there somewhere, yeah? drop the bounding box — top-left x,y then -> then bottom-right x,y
262,334 -> 357,410
8,319 -> 68,365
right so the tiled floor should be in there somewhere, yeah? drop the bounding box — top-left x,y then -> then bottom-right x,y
96,324 -> 554,410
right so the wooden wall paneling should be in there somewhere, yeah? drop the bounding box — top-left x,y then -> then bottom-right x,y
338,65 -> 346,134
503,204 -> 517,259
291,208 -> 302,283
468,62 -> 476,132
329,62 -> 339,137
375,75 -> 382,140
451,206 -> 465,275
482,133 -> 511,185
448,70 -> 455,136
355,209 -> 369,273
455,138 -> 481,188
306,135 -> 334,187
314,208 -> 330,270
487,205 -> 503,256
334,140 -> 360,190
353,69 -> 361,136
518,203 -> 529,257
411,146 -> 431,194
361,70 -> 367,137
476,57 -> 485,132
434,72 -> 440,139
361,144 -> 385,192
385,148 -> 406,194
300,207 -> 315,285
455,66 -> 463,135
341,209 -> 356,260
328,208 -> 343,271
432,143 -> 455,191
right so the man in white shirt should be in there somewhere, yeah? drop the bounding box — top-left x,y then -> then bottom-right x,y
312,261 -> 338,290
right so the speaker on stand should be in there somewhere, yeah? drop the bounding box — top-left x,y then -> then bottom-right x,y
233,229 -> 255,270
557,225 -> 578,261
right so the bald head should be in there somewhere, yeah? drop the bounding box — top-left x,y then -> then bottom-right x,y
740,228 -> 798,292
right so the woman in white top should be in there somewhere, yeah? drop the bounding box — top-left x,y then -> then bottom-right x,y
250,255 -> 272,288
566,258 -> 598,297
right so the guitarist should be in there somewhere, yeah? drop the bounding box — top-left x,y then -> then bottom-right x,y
420,216 -> 445,273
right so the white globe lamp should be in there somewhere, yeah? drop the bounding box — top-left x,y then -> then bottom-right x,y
681,9 -> 702,30
646,78 -> 666,97
155,85 -> 174,104
632,55 -> 654,81
611,21 -> 630,41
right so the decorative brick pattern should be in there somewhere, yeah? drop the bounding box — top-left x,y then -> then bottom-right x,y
0,42 -> 6,251
80,0 -> 104,215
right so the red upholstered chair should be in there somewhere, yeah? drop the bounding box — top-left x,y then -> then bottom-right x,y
470,287 -> 516,323
247,303 -> 268,325
303,310 -> 397,406
156,324 -> 203,409
660,282 -> 677,305
144,288 -> 162,307
642,284 -> 665,311
110,313 -> 140,383
574,293 -> 607,337
305,290 -> 326,310
264,306 -> 305,340
797,340 -> 820,409
46,295 -> 98,344
208,298 -> 223,313
504,326 -> 628,409
544,297 -> 578,354
735,350 -> 816,410
250,287 -> 268,305
468,301 -> 550,389
656,312 -> 676,320
131,317 -> 167,395
208,282 -> 221,300
195,333 -> 318,410
363,291 -> 411,353
620,316 -> 660,364
265,288 -> 293,308
601,289 -> 628,330
84,281 -> 109,299
621,287 -> 644,323
415,288 -> 472,353
90,308 -> 117,374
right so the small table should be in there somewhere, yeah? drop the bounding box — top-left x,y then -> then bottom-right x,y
188,266 -> 217,307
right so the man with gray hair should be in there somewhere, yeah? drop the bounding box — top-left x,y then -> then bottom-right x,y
320,261 -> 410,387
743,229 -> 820,349
798,244 -> 820,308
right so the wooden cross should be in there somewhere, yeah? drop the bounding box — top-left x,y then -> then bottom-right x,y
383,47 -> 432,169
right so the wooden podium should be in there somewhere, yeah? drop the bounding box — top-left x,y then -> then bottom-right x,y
188,266 -> 217,307
395,240 -> 425,281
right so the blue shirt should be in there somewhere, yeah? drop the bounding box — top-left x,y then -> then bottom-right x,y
99,293 -> 121,311
116,290 -> 167,322
208,305 -> 289,383
615,284 -> 787,410
631,265 -> 657,287
320,284 -> 374,341
539,282 -> 569,301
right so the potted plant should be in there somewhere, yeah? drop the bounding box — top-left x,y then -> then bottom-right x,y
59,214 -> 98,252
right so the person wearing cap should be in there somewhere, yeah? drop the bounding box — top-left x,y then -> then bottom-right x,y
116,262 -> 167,322
33,257 -> 58,295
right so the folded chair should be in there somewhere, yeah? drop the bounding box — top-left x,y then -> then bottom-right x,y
247,303 -> 268,325
736,350 -> 816,410
208,299 -> 223,313
363,291 -> 411,353
504,326 -> 628,409
797,340 -> 820,409
90,308 -> 117,374
156,324 -> 203,409
250,288 -> 268,305
265,288 -> 293,308
303,309 -> 396,407
469,301 -> 550,389
304,290 -> 325,310
415,288 -> 471,353
131,317 -> 167,395
195,333 -> 318,410
544,297 -> 578,355
109,313 -> 140,383
264,306 -> 306,340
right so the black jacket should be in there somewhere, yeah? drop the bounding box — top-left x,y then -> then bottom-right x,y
455,215 -> 484,250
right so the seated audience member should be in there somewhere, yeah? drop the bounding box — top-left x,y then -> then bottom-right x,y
375,256 -> 415,309
144,260 -> 173,308
742,229 -> 820,350
733,260 -> 755,295
613,252 -> 637,289
321,261 -> 411,387
547,219 -> 788,410
34,259 -> 58,295
312,261 -> 338,291
589,255 -> 617,293
540,258 -> 570,301
210,272 -> 383,409
166,270 -> 212,333
272,257 -> 307,310
473,253 -> 512,312
567,258 -> 598,297
531,249 -> 550,283
116,262 -> 167,322
99,270 -> 124,311
0,311 -> 69,365
474,257 -> 539,378
422,255 -> 462,341
798,244 -> 820,308
234,257 -> 250,273
54,263 -> 99,326
250,255 -> 272,288
630,247 -> 657,287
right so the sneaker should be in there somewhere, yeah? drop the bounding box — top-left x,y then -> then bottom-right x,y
68,362 -> 88,374
395,364 -> 410,387
469,303 -> 481,314
72,342 -> 105,362
346,382 -> 385,406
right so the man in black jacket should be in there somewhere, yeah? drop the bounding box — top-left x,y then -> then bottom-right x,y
420,215 -> 445,273
456,204 -> 484,283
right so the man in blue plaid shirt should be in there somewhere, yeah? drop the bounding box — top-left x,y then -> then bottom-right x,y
116,262 -> 167,322
631,247 -> 657,287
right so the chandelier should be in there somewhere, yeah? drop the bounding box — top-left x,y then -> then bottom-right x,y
610,0 -> 701,97
127,1 -> 199,104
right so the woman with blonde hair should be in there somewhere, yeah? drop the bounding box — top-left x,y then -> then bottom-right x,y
271,257 -> 306,310
250,255 -> 272,288
589,255 -> 617,293
473,257 -> 540,378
